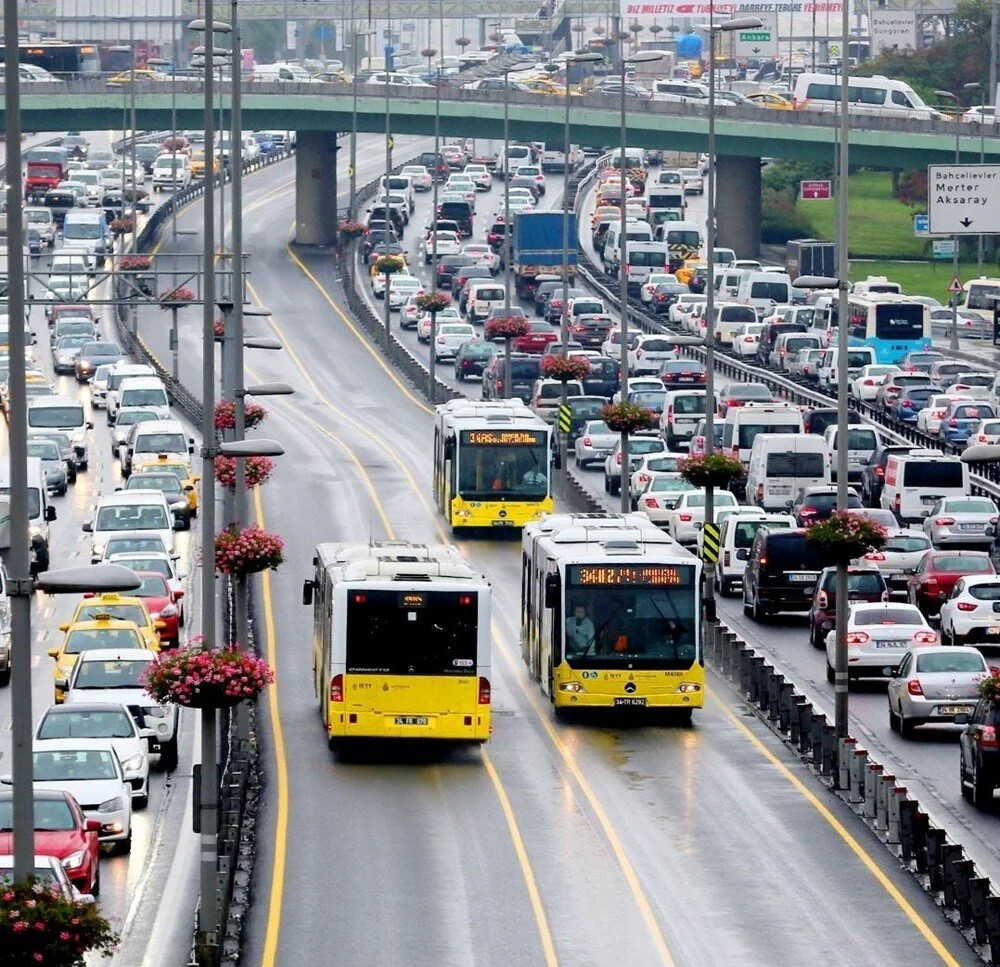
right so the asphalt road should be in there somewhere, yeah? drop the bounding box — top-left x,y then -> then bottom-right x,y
135,139 -> 985,966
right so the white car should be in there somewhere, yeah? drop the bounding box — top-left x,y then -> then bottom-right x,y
629,453 -> 685,506
640,273 -> 679,304
660,489 -> 739,544
64,648 -> 180,771
916,394 -> 971,435
461,243 -> 499,274
887,646 -> 988,737
669,294 -> 705,326
627,334 -> 677,376
30,739 -> 133,849
635,476 -> 699,523
418,306 -> 461,342
151,155 -> 191,191
444,177 -> 477,206
512,164 -> 546,195
422,231 -> 461,262
35,702 -> 152,807
824,602 -> 938,684
733,323 -> 763,358
433,322 -> 476,361
399,165 -> 432,191
400,295 -> 423,330
965,418 -> 1000,448
787,346 -> 823,378
387,275 -> 424,310
463,163 -> 492,191
939,574 -> 1000,649
850,364 -> 900,401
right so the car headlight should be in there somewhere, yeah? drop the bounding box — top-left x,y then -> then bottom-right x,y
70,429 -> 85,445
91,542 -> 105,558
62,850 -> 87,870
143,705 -> 169,718
98,797 -> 124,813
28,524 -> 44,540
121,753 -> 144,772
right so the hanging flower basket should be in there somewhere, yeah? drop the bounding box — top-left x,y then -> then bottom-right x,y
805,511 -> 888,565
338,219 -> 368,240
456,36 -> 471,47
215,524 -> 285,576
109,215 -> 134,235
594,23 -> 606,34
119,253 -> 152,272
421,47 -> 438,59
214,400 -> 268,431
600,401 -> 656,434
158,285 -> 196,309
142,639 -> 275,709
489,31 -> 503,43
0,880 -> 118,963
485,316 -> 530,340
649,23 -> 664,35
977,670 -> 1000,701
373,254 -> 405,276
161,136 -> 188,153
416,290 -> 451,314
678,453 -> 746,489
214,454 -> 274,491
541,354 -> 591,381
213,318 -> 226,339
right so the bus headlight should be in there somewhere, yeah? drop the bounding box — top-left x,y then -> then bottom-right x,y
455,509 -> 473,519
676,682 -> 702,693
558,682 -> 584,693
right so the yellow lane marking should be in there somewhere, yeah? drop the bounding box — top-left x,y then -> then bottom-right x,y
482,750 -> 559,967
710,692 -> 962,967
254,485 -> 289,967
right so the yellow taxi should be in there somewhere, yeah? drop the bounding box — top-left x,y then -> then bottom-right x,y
133,454 -> 199,511
61,593 -> 165,652
526,78 -> 566,96
190,149 -> 221,178
106,68 -> 168,85
675,260 -> 707,287
591,205 -> 620,229
48,616 -> 150,702
3,371 -> 49,417
747,91 -> 795,111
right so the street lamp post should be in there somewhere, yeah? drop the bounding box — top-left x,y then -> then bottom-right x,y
147,56 -> 180,246
429,40 -> 443,403
964,82 -> 985,275
617,49 -> 663,509
935,90 -> 962,353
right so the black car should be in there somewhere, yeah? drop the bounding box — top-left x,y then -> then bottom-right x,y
362,225 -> 400,261
482,353 -> 540,403
566,396 -> 608,442
650,282 -> 690,314
454,340 -> 498,381
367,205 -> 404,237
487,219 -> 511,253
27,228 -> 42,256
757,321 -> 806,367
364,240 -> 404,267
803,407 -> 863,435
42,189 -> 79,225
579,356 -> 620,399
959,693 -> 1000,809
688,265 -> 708,294
436,254 -> 477,289
569,314 -> 614,348
74,341 -> 122,383
135,143 -> 162,174
534,279 -> 562,316
791,486 -> 863,526
660,359 -> 708,386
861,444 -> 913,507
418,151 -> 449,181
436,200 -> 473,236
451,265 -> 492,301
742,528 -> 827,620
61,134 -> 89,160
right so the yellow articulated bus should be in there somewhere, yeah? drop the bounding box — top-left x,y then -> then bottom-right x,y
521,513 -> 703,719
303,541 -> 492,750
433,399 -> 554,530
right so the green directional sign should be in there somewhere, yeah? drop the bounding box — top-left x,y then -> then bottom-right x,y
738,31 -> 771,42
732,13 -> 779,57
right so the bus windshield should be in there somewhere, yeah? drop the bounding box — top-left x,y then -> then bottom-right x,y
875,303 -> 924,341
345,589 -> 478,675
457,430 -> 548,500
564,565 -> 698,666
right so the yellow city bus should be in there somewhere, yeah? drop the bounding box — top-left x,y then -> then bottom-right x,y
303,541 -> 492,749
521,514 -> 703,719
433,399 -> 554,530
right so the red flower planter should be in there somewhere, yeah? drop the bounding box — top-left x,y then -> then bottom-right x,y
142,640 -> 275,709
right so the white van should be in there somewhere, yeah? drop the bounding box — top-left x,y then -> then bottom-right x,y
26,396 -> 91,469
647,184 -> 686,216
83,491 -> 178,563
60,211 -> 109,268
714,510 -> 796,595
498,144 -> 532,178
823,424 -> 880,483
0,457 -> 56,576
723,402 -> 805,465
151,154 -> 191,191
650,79 -> 709,103
106,363 -> 157,421
715,267 -> 749,300
602,220 -> 654,274
747,433 -> 829,509
793,72 -> 941,121
815,346 -> 877,389
660,221 -> 702,271
714,303 -> 758,347
466,281 -> 506,323
737,271 -> 793,319
623,241 -> 671,293
659,389 -> 712,448
881,449 -> 969,523
253,62 -> 324,84
852,275 -> 902,298
117,376 -> 171,421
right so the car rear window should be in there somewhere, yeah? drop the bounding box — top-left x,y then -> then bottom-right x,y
511,360 -> 540,379
902,462 -> 963,487
738,423 -> 800,448
672,395 -> 706,415
968,583 -> 1000,600
945,499 -> 996,514
954,405 -> 995,420
883,536 -> 931,553
844,429 -> 877,450
641,339 -> 673,352
631,438 -> 665,455
846,351 -> 875,367
760,534 -> 825,570
934,556 -> 993,572
854,607 -> 922,625
916,652 -> 985,673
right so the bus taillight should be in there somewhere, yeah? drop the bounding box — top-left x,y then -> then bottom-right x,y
478,677 -> 491,704
330,674 -> 344,703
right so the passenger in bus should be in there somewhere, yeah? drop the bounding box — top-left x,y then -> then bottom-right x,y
565,604 -> 595,655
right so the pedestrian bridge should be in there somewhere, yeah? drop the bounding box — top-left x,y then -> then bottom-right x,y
9,79 -> 997,167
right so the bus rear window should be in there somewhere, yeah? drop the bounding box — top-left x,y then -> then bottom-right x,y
875,304 -> 924,341
902,462 -> 963,488
345,589 -> 478,675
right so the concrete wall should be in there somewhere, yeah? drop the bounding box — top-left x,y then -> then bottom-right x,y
294,130 -> 339,246
716,155 -> 761,259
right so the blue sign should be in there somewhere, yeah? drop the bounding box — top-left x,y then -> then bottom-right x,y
315,25 -> 333,40
914,214 -> 929,237
676,32 -> 703,59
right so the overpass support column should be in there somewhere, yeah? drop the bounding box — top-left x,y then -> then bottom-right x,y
295,130 -> 338,246
715,155 -> 762,258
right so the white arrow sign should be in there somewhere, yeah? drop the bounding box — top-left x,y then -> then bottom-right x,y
731,12 -> 778,58
927,164 -> 1000,235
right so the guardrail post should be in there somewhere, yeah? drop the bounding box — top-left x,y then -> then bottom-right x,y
797,702 -> 813,754
953,859 -> 975,925
710,624 -> 723,667
740,649 -> 753,697
875,772 -> 894,831
887,785 -> 905,845
849,748 -> 867,804
970,877 -> 991,944
926,827 -> 947,893
747,654 -> 762,703
837,736 -> 856,790
778,682 -> 795,732
721,631 -> 734,678
941,843 -> 964,907
767,671 -> 783,722
728,635 -> 741,683
756,661 -> 771,712
986,896 -> 1000,964
821,725 -> 837,776
863,762 -> 883,819
810,713 -> 826,767
789,695 -> 806,743
899,798 -> 917,858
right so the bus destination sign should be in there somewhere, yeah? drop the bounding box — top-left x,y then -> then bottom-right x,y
464,430 -> 546,446
571,565 -> 695,587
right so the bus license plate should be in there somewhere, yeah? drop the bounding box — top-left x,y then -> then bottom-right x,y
491,520 -> 515,527
394,716 -> 428,726
614,697 -> 647,707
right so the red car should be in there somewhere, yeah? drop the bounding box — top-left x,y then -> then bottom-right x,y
130,571 -> 183,646
514,320 -> 559,354
907,550 -> 996,618
0,790 -> 101,895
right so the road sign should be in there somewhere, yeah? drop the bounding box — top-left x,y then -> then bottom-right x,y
701,522 -> 720,565
927,164 -> 1000,235
732,12 -> 777,58
387,136 -> 394,150
557,404 -> 571,434
948,276 -> 964,294
800,180 -> 831,200
933,239 -> 956,260
913,213 -> 929,237
870,10 -> 917,55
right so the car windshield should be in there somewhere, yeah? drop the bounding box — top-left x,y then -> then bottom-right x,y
0,799 -> 76,831
457,431 -> 549,501
854,608 -> 922,626
934,556 -> 993,572
95,504 -> 169,531
34,749 -> 117,781
63,221 -> 103,240
74,658 -> 150,688
117,411 -> 159,427
134,433 -> 186,453
28,406 -> 83,428
135,574 -> 169,596
121,389 -> 167,406
76,603 -> 147,625
38,708 -> 135,739
129,475 -> 181,494
64,628 -> 142,654
731,385 -> 772,400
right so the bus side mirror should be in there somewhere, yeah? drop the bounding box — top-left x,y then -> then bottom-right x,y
544,573 -> 560,609
302,579 -> 314,606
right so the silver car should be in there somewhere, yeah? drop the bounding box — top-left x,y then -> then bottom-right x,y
574,419 -> 616,469
52,333 -> 90,373
923,495 -> 998,549
26,437 -> 67,496
853,530 -> 932,594
886,646 -> 988,737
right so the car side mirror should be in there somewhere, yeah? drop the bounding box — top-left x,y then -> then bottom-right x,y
86,818 -> 101,832
55,677 -> 68,690
45,506 -> 56,522
302,579 -> 315,606
735,548 -> 750,561
174,590 -> 185,600
82,521 -> 92,532
47,647 -> 59,659
173,519 -> 185,531
58,622 -> 69,632
154,620 -> 166,630
86,421 -> 94,429
139,727 -> 157,740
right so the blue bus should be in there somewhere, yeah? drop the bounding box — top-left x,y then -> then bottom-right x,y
847,295 -> 932,364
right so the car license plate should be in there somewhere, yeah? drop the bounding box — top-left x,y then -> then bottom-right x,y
937,705 -> 973,716
614,697 -> 647,707
394,716 -> 428,726
989,626 -> 1000,635
770,486 -> 791,495
788,573 -> 818,583
873,640 -> 904,649
921,496 -> 937,505
960,523 -> 984,531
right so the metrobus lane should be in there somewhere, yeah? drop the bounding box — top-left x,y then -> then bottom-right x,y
229,191 -> 979,966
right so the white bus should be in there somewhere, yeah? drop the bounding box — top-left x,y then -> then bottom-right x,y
793,72 -> 942,120
960,277 -> 1000,323
304,541 -> 492,749
520,513 -> 703,718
